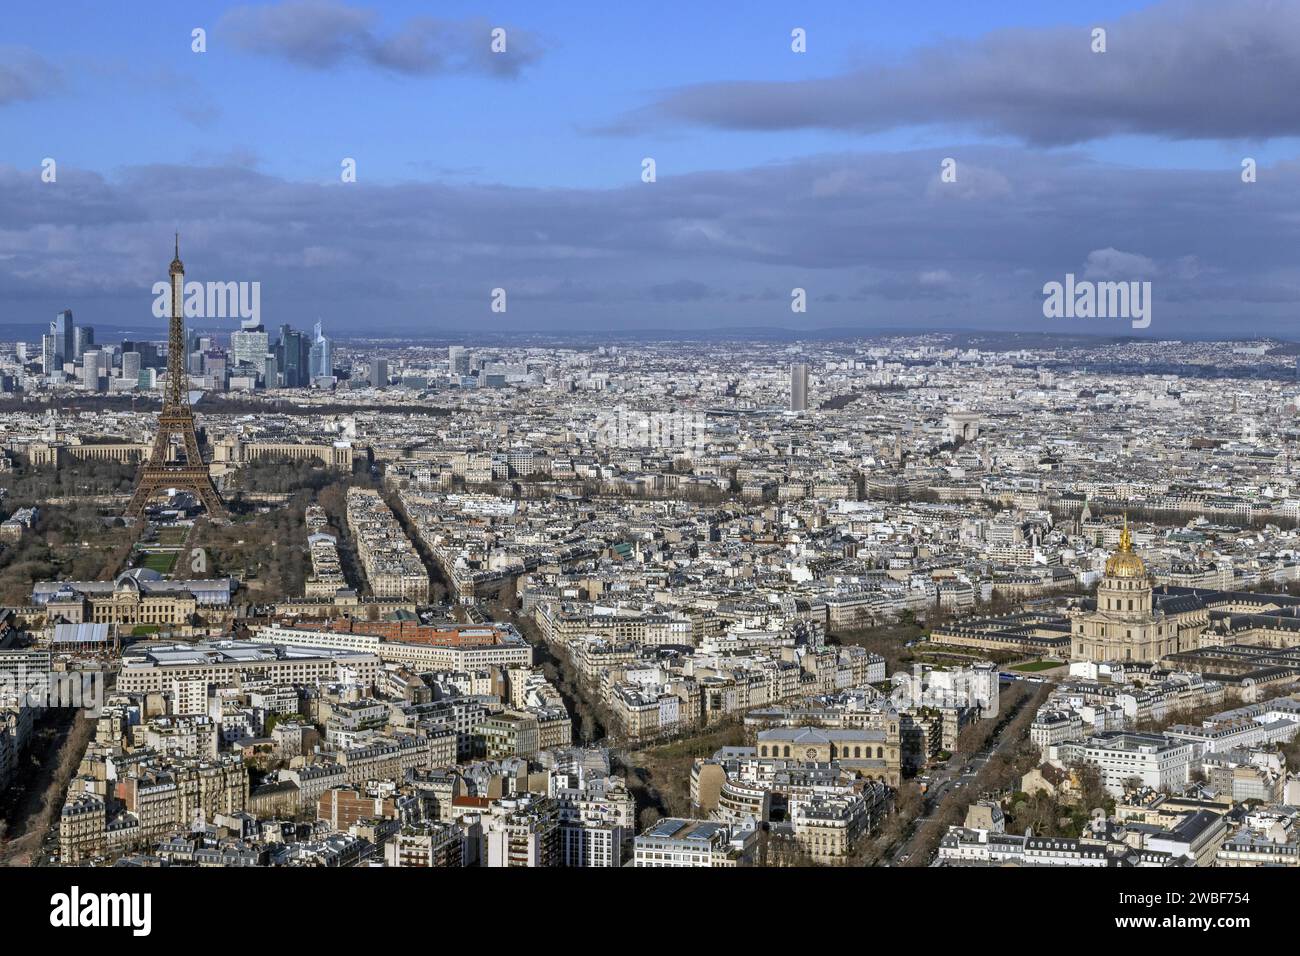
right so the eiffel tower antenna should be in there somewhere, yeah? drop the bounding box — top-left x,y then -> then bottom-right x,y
125,235 -> 226,520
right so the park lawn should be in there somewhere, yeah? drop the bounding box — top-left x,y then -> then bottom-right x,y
139,551 -> 178,574
830,621 -> 927,671
1010,659 -> 1064,672
157,528 -> 189,546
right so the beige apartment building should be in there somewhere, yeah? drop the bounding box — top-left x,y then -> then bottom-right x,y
59,793 -> 108,863
335,731 -> 456,785
346,488 -> 429,602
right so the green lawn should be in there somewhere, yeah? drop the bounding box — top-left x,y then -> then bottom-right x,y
157,528 -> 189,546
139,551 -> 178,574
1010,659 -> 1063,672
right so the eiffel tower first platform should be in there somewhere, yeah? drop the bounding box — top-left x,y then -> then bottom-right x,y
125,236 -> 226,520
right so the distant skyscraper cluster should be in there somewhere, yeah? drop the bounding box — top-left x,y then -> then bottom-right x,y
221,319 -> 332,389
41,309 -> 95,378
260,321 -> 333,389
28,305 -> 336,394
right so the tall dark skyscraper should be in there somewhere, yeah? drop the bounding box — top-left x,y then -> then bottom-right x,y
276,324 -> 310,387
74,325 -> 94,360
51,309 -> 75,366
122,340 -> 161,368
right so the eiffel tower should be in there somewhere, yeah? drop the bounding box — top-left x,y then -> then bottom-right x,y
125,235 -> 226,519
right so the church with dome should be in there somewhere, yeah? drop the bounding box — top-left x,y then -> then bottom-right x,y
1069,519 -> 1208,662
936,516 -> 1300,679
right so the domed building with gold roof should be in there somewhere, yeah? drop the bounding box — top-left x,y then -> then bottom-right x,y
1103,522 -> 1146,580
1069,519 -> 1190,662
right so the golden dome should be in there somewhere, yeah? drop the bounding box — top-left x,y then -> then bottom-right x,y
1104,520 -> 1147,578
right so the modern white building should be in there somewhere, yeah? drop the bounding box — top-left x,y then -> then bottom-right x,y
633,818 -> 756,867
1055,732 -> 1193,796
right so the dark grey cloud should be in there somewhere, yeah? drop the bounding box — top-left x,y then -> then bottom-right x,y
2,146 -> 1299,336
0,47 -> 62,106
221,0 -> 543,77
616,0 -> 1300,145
649,279 -> 715,302
855,273 -> 969,302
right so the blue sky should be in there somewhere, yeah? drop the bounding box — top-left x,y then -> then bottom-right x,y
7,0 -> 1290,185
3,0 -> 1300,337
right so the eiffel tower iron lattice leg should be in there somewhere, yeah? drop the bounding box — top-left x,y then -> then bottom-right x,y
125,412 -> 226,517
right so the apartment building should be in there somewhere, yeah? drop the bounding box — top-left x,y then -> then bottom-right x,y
552,772 -> 636,867
482,794 -> 560,867
345,487 -> 428,601
1055,732 -> 1194,796
633,817 -> 757,867
117,640 -> 381,694
385,821 -> 467,867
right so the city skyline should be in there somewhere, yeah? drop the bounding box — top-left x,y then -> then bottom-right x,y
0,0 -> 1294,926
